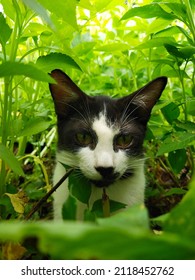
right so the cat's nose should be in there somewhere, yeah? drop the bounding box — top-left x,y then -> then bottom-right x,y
95,166 -> 114,177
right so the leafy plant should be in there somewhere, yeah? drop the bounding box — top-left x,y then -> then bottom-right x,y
0,174 -> 195,259
0,0 -> 195,259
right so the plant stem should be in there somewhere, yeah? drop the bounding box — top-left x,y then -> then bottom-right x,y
24,168 -> 74,220
102,188 -> 110,217
0,76 -> 11,195
0,0 -> 22,194
184,0 -> 195,42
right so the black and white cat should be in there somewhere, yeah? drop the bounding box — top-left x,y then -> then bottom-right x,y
49,69 -> 167,220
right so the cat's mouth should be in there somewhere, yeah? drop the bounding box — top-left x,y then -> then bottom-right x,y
90,169 -> 134,188
90,177 -> 117,188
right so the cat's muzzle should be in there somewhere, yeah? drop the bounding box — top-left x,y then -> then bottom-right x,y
91,169 -> 120,188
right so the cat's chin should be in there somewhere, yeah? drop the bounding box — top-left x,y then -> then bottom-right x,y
89,169 -> 134,188
88,171 -> 119,188
90,178 -> 116,188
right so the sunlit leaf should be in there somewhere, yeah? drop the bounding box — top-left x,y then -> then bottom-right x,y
5,191 -> 28,214
136,37 -> 176,50
121,4 -> 176,21
95,43 -> 129,52
0,62 -> 54,82
36,0 -> 78,29
36,53 -> 82,72
0,12 -> 12,47
163,2 -> 187,21
22,0 -> 54,28
0,0 -> 15,20
180,46 -> 195,59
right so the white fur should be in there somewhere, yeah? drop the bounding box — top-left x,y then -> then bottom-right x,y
53,113 -> 145,220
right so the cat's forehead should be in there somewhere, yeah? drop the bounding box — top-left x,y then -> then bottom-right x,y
87,95 -> 119,120
92,111 -> 119,134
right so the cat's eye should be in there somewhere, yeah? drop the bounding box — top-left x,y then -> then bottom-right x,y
76,132 -> 93,146
115,134 -> 133,149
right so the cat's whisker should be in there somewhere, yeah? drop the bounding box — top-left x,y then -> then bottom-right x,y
83,98 -> 93,125
120,88 -> 143,124
58,100 -> 91,127
120,116 -> 139,130
120,104 -> 141,127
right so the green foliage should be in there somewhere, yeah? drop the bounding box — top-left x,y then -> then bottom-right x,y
0,0 -> 195,259
0,143 -> 24,176
0,201 -> 195,259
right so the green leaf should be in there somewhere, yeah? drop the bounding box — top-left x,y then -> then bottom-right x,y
0,12 -> 12,47
164,173 -> 195,240
187,99 -> 195,116
91,199 -> 126,218
179,46 -> 195,59
161,102 -> 180,124
190,0 -> 195,11
175,121 -> 195,132
157,132 -> 195,156
0,144 -> 24,176
95,43 -> 129,52
0,62 -> 54,82
168,149 -> 187,174
163,3 -> 187,21
69,172 -> 91,204
148,21 -> 177,36
97,204 -> 149,233
62,195 -> 77,220
94,0 -> 114,13
19,118 -> 51,137
36,53 -> 81,72
164,44 -> 186,59
163,188 -> 187,197
136,37 -> 176,50
0,0 -> 15,20
35,0 -> 78,30
155,26 -> 186,39
0,208 -> 195,259
22,22 -> 51,37
22,0 -> 54,29
121,4 -> 176,21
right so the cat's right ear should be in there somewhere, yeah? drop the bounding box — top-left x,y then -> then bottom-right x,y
49,69 -> 85,115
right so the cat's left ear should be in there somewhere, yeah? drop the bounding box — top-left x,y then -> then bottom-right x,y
49,69 -> 87,115
119,76 -> 167,123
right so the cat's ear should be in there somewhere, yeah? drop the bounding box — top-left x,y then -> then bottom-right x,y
49,69 -> 86,115
131,76 -> 167,109
119,76 -> 167,124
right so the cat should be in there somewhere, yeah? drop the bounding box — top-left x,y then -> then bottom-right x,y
49,69 -> 167,220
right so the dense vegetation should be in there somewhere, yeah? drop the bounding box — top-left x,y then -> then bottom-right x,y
0,0 -> 195,259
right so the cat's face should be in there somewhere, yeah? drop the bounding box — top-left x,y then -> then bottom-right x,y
49,70 -> 167,188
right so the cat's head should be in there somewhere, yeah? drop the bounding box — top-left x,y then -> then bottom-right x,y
49,69 -> 167,188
